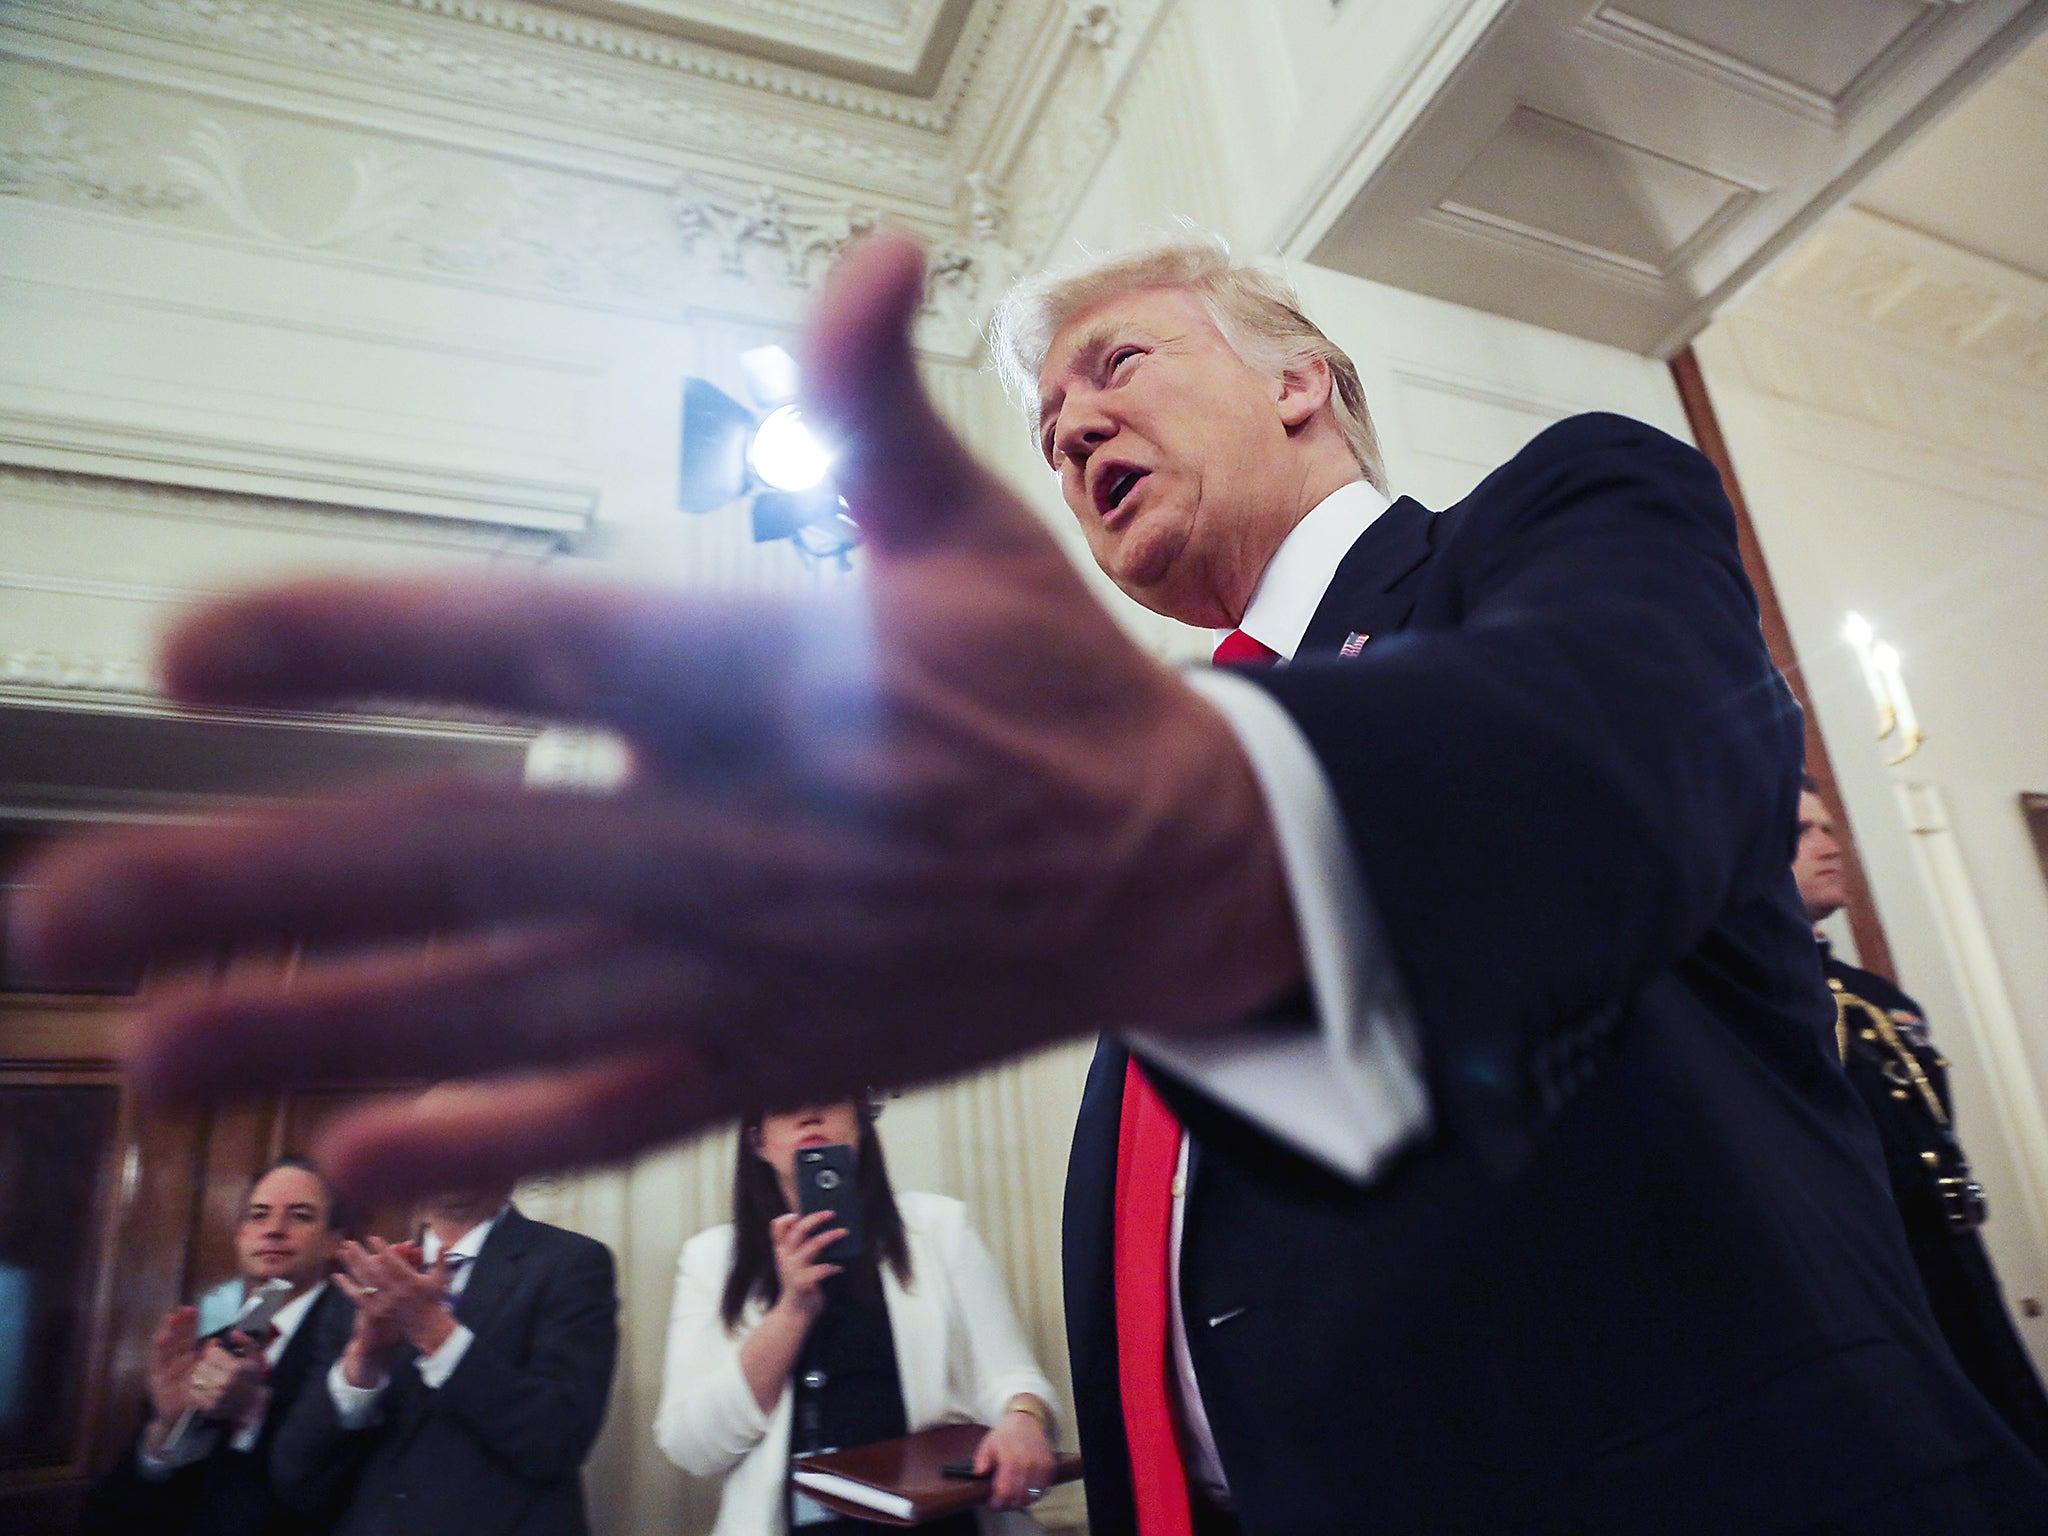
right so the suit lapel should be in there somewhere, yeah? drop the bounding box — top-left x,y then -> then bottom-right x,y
387,1208 -> 531,1440
452,1205 -> 532,1338
1298,495 -> 1436,658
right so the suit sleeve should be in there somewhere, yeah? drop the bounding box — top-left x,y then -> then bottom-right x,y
270,1354 -> 375,1517
1192,416 -> 1802,1168
427,1236 -> 619,1483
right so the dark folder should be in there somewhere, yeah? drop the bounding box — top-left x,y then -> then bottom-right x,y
791,1422 -> 1083,1527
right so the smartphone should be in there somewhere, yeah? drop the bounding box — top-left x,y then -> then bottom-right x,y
940,1461 -> 989,1479
207,1276 -> 294,1351
795,1143 -> 862,1264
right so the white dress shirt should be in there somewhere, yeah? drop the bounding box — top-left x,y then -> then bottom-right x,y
138,1280 -> 330,1477
327,1206 -> 507,1425
1127,478 -> 1434,1503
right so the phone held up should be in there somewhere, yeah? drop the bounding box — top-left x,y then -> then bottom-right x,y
795,1143 -> 863,1265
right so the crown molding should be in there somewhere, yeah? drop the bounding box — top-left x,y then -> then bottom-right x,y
1710,207 -> 2048,496
0,461 -> 569,555
1763,204 -> 2048,393
0,1 -> 1152,348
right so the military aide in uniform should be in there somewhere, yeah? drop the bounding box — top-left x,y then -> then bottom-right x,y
1794,779 -> 2048,1464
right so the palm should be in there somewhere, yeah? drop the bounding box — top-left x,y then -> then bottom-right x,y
16,236 -> 1296,1198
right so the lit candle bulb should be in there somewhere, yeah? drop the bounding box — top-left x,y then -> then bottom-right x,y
1872,642 -> 1921,756
1843,612 -> 1894,739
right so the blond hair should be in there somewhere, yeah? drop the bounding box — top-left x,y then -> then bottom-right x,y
987,230 -> 1386,493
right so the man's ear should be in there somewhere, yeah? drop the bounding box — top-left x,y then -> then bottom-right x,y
1276,358 -> 1333,430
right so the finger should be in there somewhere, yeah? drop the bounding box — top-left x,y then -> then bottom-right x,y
972,1433 -> 996,1477
152,571 -> 818,722
802,231 -> 1007,555
14,777 -> 787,987
310,1047 -> 742,1201
121,926 -> 742,1106
795,1227 -> 849,1263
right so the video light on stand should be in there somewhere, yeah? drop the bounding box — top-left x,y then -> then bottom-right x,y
679,345 -> 860,569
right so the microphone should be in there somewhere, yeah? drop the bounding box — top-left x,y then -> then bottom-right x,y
160,1278 -> 295,1459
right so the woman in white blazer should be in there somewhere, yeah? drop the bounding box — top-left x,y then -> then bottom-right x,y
655,1099 -> 1060,1535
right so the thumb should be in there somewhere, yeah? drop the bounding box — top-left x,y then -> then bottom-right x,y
801,229 -> 1005,555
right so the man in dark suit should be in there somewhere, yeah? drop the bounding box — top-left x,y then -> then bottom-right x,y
17,233 -> 2048,1534
1794,779 -> 2048,1463
270,1157 -> 618,1536
82,1155 -> 354,1536
998,237 -> 2048,1534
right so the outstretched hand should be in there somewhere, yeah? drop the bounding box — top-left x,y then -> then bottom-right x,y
14,232 -> 1299,1199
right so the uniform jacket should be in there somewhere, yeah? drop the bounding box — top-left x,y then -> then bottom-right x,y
1063,414 -> 2045,1535
271,1207 -> 618,1536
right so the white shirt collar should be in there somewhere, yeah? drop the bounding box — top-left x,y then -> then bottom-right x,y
423,1204 -> 509,1267
1219,479 -> 1393,661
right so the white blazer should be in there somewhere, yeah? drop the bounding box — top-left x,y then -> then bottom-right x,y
655,1191 -> 1058,1536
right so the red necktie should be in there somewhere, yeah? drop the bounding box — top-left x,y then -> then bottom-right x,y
1212,629 -> 1280,667
1113,1057 -> 1194,1536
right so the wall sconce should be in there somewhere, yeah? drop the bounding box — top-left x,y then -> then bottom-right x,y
1843,612 -> 1924,764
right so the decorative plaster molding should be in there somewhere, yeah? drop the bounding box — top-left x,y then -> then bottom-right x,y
0,651 -> 542,734
0,462 -> 566,557
1764,207 -> 2048,387
0,84 -> 201,212
0,650 -> 158,697
12,0 -> 946,182
382,0 -> 983,126
1,2 -> 1139,344
1069,2 -> 1120,50
669,165 -> 1024,356
1712,204 -> 2048,489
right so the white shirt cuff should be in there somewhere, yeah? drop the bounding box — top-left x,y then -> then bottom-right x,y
416,1323 -> 475,1389
327,1358 -> 387,1428
1127,670 -> 1431,1180
137,1421 -> 213,1478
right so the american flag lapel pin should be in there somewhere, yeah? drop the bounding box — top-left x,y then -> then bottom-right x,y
1339,632 -> 1371,658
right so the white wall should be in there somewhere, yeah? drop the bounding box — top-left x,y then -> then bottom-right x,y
1695,204 -> 2048,1372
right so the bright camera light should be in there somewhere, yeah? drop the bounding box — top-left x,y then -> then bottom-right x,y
1843,612 -> 1873,647
749,405 -> 831,492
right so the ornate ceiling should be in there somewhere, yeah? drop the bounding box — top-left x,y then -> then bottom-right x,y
0,0 -> 1152,352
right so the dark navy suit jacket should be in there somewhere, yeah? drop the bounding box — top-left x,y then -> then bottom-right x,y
271,1207 -> 617,1536
81,1282 -> 354,1536
1062,415 -> 2043,1534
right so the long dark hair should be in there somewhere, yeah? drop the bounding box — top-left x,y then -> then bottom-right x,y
719,1102 -> 914,1330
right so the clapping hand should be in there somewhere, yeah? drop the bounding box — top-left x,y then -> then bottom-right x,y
334,1238 -> 454,1386
186,1336 -> 268,1426
13,233 -> 1301,1200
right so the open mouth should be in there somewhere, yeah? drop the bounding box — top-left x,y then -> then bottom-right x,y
1095,465 -> 1147,519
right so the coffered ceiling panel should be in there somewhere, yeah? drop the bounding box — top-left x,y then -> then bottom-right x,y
533,0 -> 971,94
1440,106 -> 1754,278
1595,0 -> 1938,112
1306,0 -> 2048,356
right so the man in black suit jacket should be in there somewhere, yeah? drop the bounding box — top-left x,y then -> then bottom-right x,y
21,232 -> 2048,1534
271,1173 -> 617,1536
82,1156 -> 354,1536
1002,238 -> 2048,1534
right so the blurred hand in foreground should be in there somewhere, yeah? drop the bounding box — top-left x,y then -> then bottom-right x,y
13,232 -> 1298,1199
